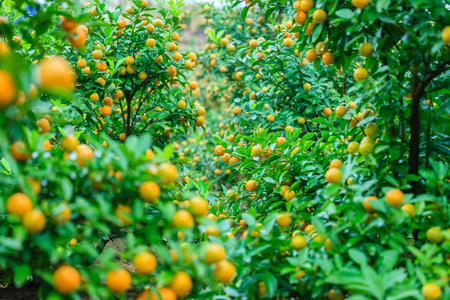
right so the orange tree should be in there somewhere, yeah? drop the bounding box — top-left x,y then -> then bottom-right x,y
180,0 -> 450,299
0,0 -> 237,299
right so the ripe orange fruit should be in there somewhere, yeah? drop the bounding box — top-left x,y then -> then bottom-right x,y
0,70 -> 16,108
190,196 -> 208,216
53,265 -> 81,295
75,144 -> 94,166
138,287 -> 177,300
284,38 -> 293,47
115,204 -> 132,226
315,42 -> 329,54
158,163 -> 178,184
215,145 -> 226,156
442,26 -> 450,44
267,115 -> 275,122
169,271 -> 192,297
322,52 -> 334,65
177,100 -> 186,109
312,9 -> 327,23
295,10 -> 307,24
291,235 -> 307,250
117,20 -> 126,29
106,269 -> 131,293
101,106 -> 111,116
61,136 -> 79,152
6,193 -> 33,217
214,260 -> 236,283
401,203 -> 416,217
335,106 -> 347,117
276,213 -> 292,228
204,243 -> 226,264
284,190 -> 296,201
245,180 -> 258,192
172,210 -> 194,228
354,67 -> 368,81
385,188 -> 404,207
68,28 -> 87,48
352,0 -> 369,9
329,159 -> 343,169
133,252 -> 157,275
38,56 -> 75,93
300,0 -> 314,12
11,141 -> 31,162
323,107 -> 332,116
305,49 -> 317,62
363,196 -> 378,213
303,83 -> 311,91
422,283 -> 441,300
22,209 -> 46,234
251,145 -> 262,157
325,168 -> 342,184
139,181 -> 161,203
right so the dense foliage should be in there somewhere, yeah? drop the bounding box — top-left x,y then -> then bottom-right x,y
0,0 -> 449,299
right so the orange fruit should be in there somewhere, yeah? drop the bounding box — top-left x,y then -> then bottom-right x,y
359,42 -> 373,57
117,20 -> 126,29
267,115 -> 275,122
305,49 -> 317,62
22,209 -> 46,234
354,67 -> 368,81
115,204 -> 132,226
38,56 -> 75,93
133,252 -> 157,275
204,243 -> 226,264
172,210 -> 194,228
139,181 -> 161,203
401,203 -> 416,217
325,168 -> 342,184
106,269 -> 131,293
335,106 -> 347,117
53,265 -> 81,295
0,70 -> 16,108
291,235 -> 307,250
138,287 -> 177,300
352,0 -> 369,9
303,83 -> 311,91
426,227 -> 443,244
422,283 -> 441,300
322,52 -> 334,65
75,144 -> 94,166
315,42 -> 329,54
385,188 -> 404,207
323,107 -> 332,116
312,9 -> 327,23
300,0 -> 314,12
189,196 -> 208,216
169,271 -> 192,297
233,107 -> 241,115
68,28 -> 87,48
347,141 -> 359,154
276,213 -> 292,228
442,26 -> 450,44
363,196 -> 378,213
214,260 -> 236,283
158,163 -> 178,184
245,180 -> 258,192
329,159 -> 343,169
11,141 -> 31,162
61,136 -> 79,152
6,193 -> 33,217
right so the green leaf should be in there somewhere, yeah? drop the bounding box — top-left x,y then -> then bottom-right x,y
349,248 -> 367,265
240,6 -> 249,23
335,9 -> 355,19
263,272 -> 278,296
14,265 -> 31,288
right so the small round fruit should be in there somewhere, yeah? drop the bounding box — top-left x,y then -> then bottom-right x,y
6,193 -> 33,217
133,252 -> 157,275
385,188 -> 404,208
204,243 -> 226,264
325,168 -> 342,184
53,265 -> 81,295
214,260 -> 236,283
291,235 -> 307,251
354,67 -> 368,81
421,283 -> 441,300
363,196 -> 378,213
426,227 -> 443,244
22,209 -> 46,234
106,269 -> 131,294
